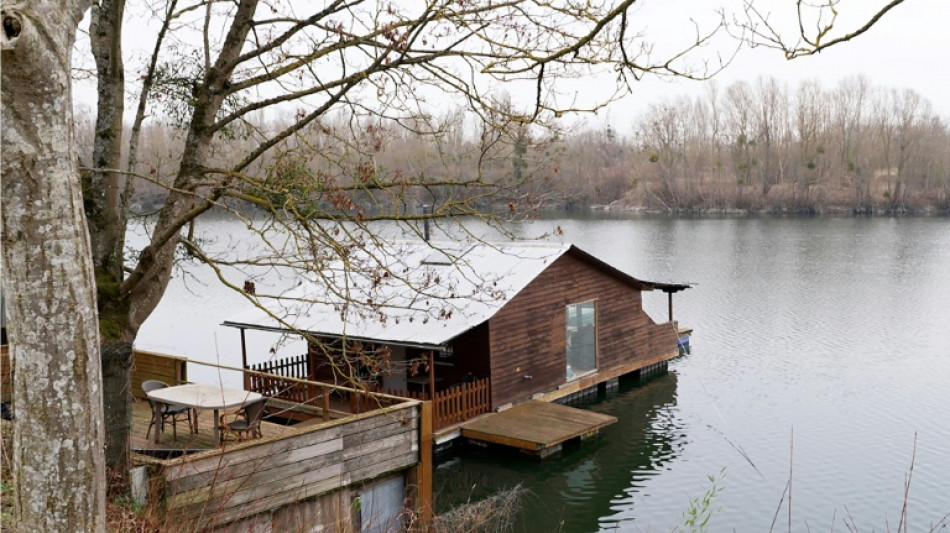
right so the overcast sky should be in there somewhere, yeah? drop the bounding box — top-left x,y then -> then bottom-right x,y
586,0 -> 950,132
73,1 -> 949,134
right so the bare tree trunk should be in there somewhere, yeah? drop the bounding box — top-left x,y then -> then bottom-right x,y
0,1 -> 108,531
88,0 -> 134,480
88,0 -> 126,277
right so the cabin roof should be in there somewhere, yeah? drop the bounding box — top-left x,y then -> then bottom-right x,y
222,240 -> 689,349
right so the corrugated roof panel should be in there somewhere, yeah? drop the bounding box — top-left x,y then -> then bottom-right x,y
223,240 -> 571,347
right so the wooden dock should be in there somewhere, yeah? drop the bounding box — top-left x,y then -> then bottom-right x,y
460,400 -> 617,458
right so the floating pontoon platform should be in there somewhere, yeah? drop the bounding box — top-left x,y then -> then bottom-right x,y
460,400 -> 617,458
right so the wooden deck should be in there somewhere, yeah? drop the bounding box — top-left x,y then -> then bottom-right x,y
460,400 -> 617,458
130,399 -> 301,452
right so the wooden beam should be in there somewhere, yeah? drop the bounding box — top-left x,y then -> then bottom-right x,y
428,350 -> 435,400
668,292 -> 674,322
417,401 -> 434,527
240,328 -> 250,390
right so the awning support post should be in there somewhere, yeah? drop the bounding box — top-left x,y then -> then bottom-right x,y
240,328 -> 250,390
428,349 -> 436,401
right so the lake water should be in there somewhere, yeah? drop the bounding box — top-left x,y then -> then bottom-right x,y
136,213 -> 950,532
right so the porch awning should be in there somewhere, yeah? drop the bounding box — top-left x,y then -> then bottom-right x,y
222,240 -> 571,348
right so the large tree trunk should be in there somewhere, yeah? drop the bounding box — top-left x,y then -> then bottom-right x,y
0,1 -> 108,531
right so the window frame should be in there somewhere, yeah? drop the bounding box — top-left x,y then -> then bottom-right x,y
565,299 -> 598,381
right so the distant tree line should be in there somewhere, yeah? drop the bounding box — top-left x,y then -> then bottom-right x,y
77,76 -> 949,216
619,77 -> 950,214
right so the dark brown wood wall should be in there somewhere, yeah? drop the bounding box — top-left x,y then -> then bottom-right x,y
441,323 -> 491,386
487,252 -> 677,407
1,345 -> 11,403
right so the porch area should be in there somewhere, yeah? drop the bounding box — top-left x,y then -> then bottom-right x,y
248,351 -> 492,431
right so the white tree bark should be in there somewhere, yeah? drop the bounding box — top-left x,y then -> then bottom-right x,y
1,1 -> 107,531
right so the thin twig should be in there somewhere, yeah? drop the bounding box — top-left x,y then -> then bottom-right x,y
897,432 -> 918,533
789,427 -> 794,533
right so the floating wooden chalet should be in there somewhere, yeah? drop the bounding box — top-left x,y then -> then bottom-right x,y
224,240 -> 690,453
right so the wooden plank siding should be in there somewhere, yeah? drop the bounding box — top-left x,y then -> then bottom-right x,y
131,350 -> 188,399
487,251 -> 679,408
157,402 -> 420,529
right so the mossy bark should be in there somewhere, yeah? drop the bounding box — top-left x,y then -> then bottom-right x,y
101,341 -> 133,487
95,268 -> 135,487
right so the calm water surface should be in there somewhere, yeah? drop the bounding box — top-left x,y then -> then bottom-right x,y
137,214 -> 950,532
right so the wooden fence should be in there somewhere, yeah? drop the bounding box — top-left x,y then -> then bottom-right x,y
248,355 -> 314,405
432,379 -> 491,429
250,354 -> 309,380
383,378 -> 491,430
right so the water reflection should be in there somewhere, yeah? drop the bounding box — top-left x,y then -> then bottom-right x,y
434,372 -> 683,532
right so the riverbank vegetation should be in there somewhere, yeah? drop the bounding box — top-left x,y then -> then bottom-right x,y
83,77 -> 949,218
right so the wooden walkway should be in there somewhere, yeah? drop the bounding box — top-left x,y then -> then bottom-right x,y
130,399 -> 299,453
460,400 -> 617,458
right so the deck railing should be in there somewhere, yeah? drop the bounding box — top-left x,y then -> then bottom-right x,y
248,355 -> 314,404
250,353 -> 310,379
247,353 -> 491,430
383,378 -> 491,430
433,378 -> 491,429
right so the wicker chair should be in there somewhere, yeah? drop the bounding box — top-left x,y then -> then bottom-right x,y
219,398 -> 267,442
142,380 -> 196,439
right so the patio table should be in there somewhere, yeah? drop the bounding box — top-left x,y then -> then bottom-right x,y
146,383 -> 263,443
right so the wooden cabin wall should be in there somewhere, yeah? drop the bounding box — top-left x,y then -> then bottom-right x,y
487,252 -> 677,408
